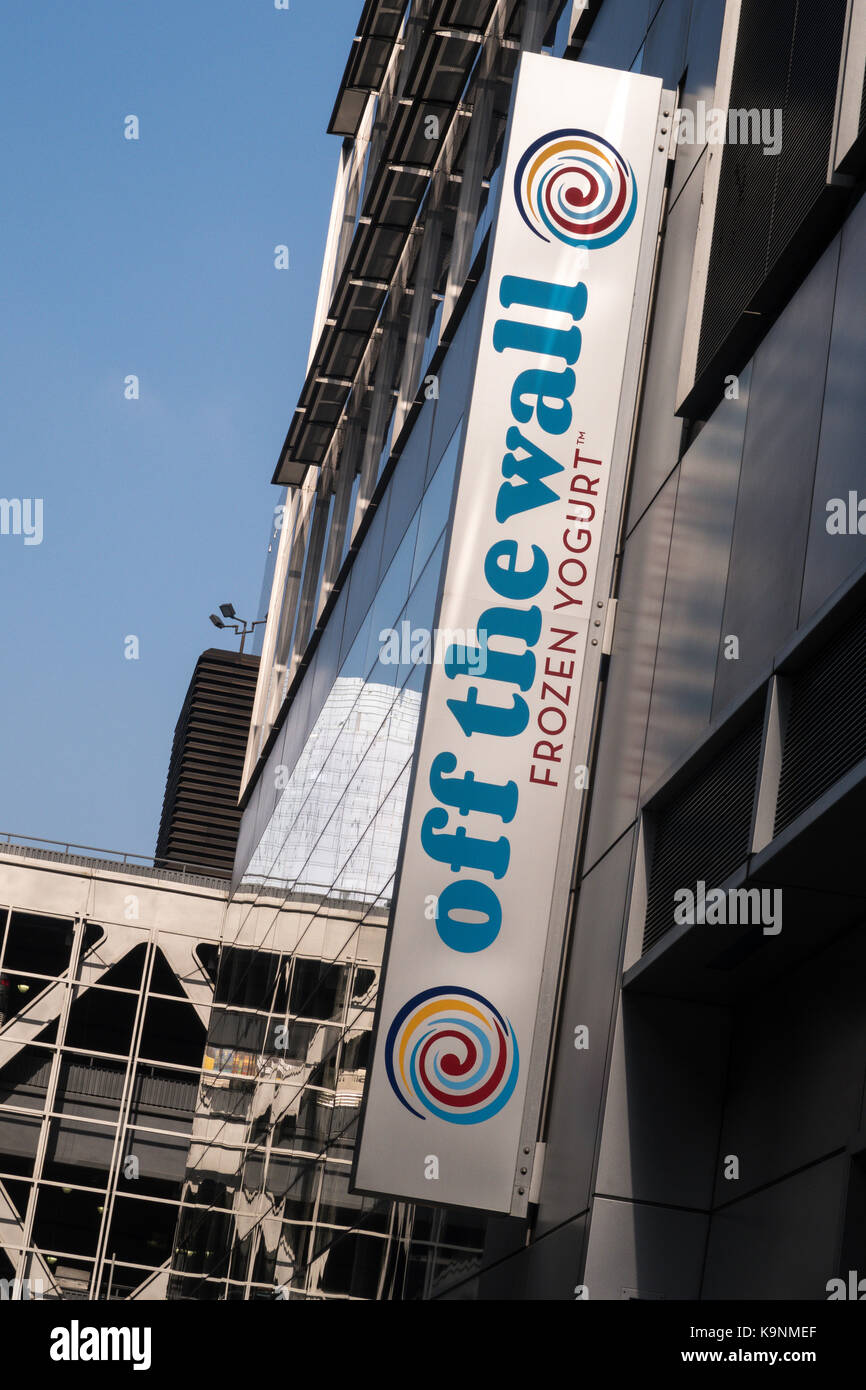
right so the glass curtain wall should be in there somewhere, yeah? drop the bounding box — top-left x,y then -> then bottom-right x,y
0,902 -> 219,1301
169,413 -> 493,1300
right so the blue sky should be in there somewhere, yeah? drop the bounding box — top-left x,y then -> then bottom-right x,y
0,0 -> 361,854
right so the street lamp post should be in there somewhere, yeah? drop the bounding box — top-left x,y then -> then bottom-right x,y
208,603 -> 266,654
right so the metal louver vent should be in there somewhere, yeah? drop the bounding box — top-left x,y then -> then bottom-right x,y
775,604 -> 866,834
642,719 -> 763,955
767,0 -> 845,263
156,648 -> 260,877
695,0 -> 847,384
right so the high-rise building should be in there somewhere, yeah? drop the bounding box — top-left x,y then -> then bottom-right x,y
155,649 -> 260,880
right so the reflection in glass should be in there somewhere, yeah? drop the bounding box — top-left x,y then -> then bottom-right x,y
175,415 -> 472,1300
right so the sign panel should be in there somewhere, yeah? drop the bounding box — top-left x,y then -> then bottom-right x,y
354,54 -> 666,1213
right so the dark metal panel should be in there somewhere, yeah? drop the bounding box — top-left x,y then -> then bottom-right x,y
583,1195 -> 708,1299
641,363 -> 750,795
477,1213 -> 587,1300
715,929 -> 866,1208
577,0 -> 653,70
596,994 -> 730,1210
697,0 -> 797,382
670,0 -> 726,204
534,831 -> 636,1238
712,236 -> 839,714
641,0 -> 690,88
687,0 -> 848,418
626,150 -> 703,532
702,1154 -> 848,1298
801,192 -> 866,621
584,473 -> 677,871
767,0 -> 847,264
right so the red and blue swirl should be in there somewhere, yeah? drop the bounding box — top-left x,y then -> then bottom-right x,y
384,986 -> 519,1124
514,129 -> 638,249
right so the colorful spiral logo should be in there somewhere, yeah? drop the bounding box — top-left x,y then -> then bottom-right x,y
514,128 -> 638,250
385,986 -> 519,1124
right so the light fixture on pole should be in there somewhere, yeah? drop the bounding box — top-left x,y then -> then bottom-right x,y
207,604 -> 266,654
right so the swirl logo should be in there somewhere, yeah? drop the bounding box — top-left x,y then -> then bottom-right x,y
514,128 -> 638,249
385,986 -> 519,1124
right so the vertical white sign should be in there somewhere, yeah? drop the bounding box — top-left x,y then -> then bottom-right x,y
354,55 -> 666,1214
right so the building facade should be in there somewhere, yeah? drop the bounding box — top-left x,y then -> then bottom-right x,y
4,0 -> 866,1302
0,845 -> 226,1299
229,0 -> 866,1300
0,844 -> 396,1301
